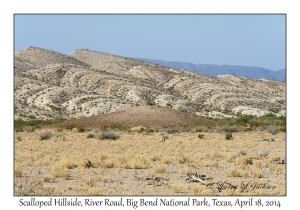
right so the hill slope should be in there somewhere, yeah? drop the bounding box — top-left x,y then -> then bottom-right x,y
60,105 -> 211,127
14,46 -> 89,71
14,47 -> 286,121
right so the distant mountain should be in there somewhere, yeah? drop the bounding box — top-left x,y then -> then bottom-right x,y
135,58 -> 286,81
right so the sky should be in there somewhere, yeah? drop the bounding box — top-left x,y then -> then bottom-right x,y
14,14 -> 286,71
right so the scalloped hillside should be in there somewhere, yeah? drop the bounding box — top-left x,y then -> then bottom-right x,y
14,47 -> 286,120
14,46 -> 89,71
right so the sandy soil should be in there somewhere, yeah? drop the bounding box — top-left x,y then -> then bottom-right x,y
14,129 -> 286,196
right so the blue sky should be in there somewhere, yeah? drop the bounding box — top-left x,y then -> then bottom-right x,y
14,14 -> 285,70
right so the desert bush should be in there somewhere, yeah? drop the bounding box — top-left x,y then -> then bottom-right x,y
227,169 -> 242,177
197,134 -> 205,139
14,118 -> 25,132
77,126 -> 86,133
65,124 -> 77,130
145,127 -> 155,134
86,133 -> 95,139
124,157 -> 149,169
259,149 -> 270,158
52,163 -> 70,179
236,156 -> 253,165
39,131 -> 52,140
137,127 -> 145,133
237,150 -> 247,156
265,125 -> 280,135
98,131 -> 120,140
146,100 -> 155,106
235,115 -> 253,126
225,133 -> 233,140
279,126 -> 286,133
220,125 -> 243,133
27,119 -> 38,126
166,127 -> 180,134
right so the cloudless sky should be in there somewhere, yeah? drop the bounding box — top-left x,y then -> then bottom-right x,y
14,14 -> 285,70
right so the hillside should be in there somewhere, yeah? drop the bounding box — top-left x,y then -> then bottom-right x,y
59,105 -> 211,127
14,46 -> 89,71
136,58 -> 286,81
14,47 -> 286,121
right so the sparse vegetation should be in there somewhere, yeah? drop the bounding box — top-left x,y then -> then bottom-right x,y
39,131 -> 52,140
225,133 -> 233,140
197,133 -> 205,139
14,128 -> 285,195
13,47 -> 285,196
86,133 -> 95,139
98,131 -> 120,140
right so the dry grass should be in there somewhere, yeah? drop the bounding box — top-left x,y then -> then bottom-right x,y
14,164 -> 25,177
151,165 -> 169,175
227,169 -> 242,177
236,156 -> 253,165
14,129 -> 286,196
52,163 -> 70,179
170,184 -> 184,193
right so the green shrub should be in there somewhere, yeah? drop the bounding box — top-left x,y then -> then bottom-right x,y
225,133 -> 233,140
279,126 -> 286,133
86,133 -> 95,139
27,120 -> 38,126
220,125 -> 243,133
235,115 -> 253,126
145,127 -> 155,134
197,134 -> 205,139
146,100 -> 155,106
77,126 -> 86,133
167,128 -> 179,134
138,127 -> 145,133
238,150 -> 247,156
66,124 -> 77,130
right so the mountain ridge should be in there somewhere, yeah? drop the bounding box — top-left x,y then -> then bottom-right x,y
135,58 -> 286,81
14,47 -> 286,121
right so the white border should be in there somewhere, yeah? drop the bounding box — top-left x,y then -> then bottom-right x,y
2,1 -> 298,209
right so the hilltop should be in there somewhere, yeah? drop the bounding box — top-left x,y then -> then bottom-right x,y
14,47 -> 286,121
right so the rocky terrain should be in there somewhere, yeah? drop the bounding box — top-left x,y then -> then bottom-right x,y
14,46 -> 286,120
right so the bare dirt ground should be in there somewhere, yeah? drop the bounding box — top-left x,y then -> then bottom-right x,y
58,106 -> 211,127
14,129 -> 286,196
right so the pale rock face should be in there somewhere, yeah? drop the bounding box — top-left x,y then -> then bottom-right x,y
196,111 -> 235,119
14,47 -> 286,120
232,106 -> 274,117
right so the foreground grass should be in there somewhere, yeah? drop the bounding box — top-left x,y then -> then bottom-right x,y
14,129 -> 286,196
